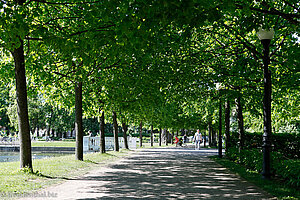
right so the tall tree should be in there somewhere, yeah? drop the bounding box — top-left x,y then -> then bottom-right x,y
75,82 -> 83,160
112,111 -> 119,151
150,125 -> 154,147
225,100 -> 231,151
99,109 -> 106,153
139,121 -> 143,147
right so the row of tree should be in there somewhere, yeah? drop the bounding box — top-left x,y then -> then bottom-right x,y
0,1 -> 298,170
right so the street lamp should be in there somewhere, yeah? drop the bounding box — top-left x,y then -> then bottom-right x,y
257,27 -> 274,179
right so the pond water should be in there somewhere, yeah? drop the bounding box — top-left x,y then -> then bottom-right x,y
0,151 -> 74,162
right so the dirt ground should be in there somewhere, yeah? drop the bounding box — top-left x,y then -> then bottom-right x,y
19,147 -> 274,200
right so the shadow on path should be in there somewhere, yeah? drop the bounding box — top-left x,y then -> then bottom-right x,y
20,148 -> 274,200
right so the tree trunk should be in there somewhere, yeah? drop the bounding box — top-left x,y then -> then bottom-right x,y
159,128 -> 162,146
75,82 -> 83,161
181,129 -> 185,136
208,120 -> 212,146
225,100 -> 231,152
164,128 -> 168,146
112,111 -> 119,151
236,96 -> 244,153
47,108 -> 53,137
139,121 -> 143,147
36,126 -> 39,137
212,127 -> 217,147
99,110 -> 105,153
150,125 -> 154,147
122,122 -> 129,149
218,100 -> 223,158
12,38 -> 32,170
203,130 -> 206,147
51,129 -> 55,138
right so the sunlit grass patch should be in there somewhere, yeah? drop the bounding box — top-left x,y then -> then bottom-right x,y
0,149 -> 130,199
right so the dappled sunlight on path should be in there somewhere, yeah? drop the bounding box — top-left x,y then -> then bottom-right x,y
19,147 -> 274,200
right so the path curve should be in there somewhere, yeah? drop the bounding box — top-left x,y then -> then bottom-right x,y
19,147 -> 274,200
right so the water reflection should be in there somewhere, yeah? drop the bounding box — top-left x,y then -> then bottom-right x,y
0,151 -> 74,162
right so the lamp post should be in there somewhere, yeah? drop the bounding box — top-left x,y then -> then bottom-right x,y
257,28 -> 274,179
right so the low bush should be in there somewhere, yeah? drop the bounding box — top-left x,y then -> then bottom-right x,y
230,132 -> 299,159
273,159 -> 300,188
226,147 -> 299,188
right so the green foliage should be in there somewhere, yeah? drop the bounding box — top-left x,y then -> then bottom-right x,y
274,159 -> 300,188
213,156 -> 300,200
226,147 -> 299,188
230,132 -> 300,159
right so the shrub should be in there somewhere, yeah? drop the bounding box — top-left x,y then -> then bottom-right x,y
229,132 -> 299,159
273,159 -> 300,188
240,149 -> 262,172
226,147 -> 299,187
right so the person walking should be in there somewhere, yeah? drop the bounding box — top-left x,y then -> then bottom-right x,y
183,134 -> 187,146
194,130 -> 202,150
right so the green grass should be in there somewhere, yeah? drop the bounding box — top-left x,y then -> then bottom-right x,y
0,149 -> 130,199
211,156 -> 300,200
31,141 -> 76,147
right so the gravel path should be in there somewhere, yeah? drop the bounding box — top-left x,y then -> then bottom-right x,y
19,147 -> 274,200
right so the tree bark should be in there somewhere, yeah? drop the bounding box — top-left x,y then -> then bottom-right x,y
212,127 -> 216,147
225,100 -> 231,151
99,110 -> 105,153
12,38 -> 32,170
139,121 -> 143,147
159,128 -> 162,146
164,128 -> 168,146
181,129 -> 185,136
150,125 -> 154,146
122,122 -> 129,149
47,108 -> 53,137
203,130 -> 206,147
75,82 -> 83,161
208,120 -> 212,146
218,100 -> 223,158
112,111 -> 119,151
36,126 -> 39,137
236,96 -> 245,152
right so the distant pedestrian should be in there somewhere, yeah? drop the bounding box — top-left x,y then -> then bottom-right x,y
183,134 -> 187,145
194,130 -> 202,150
175,136 -> 179,146
178,138 -> 183,147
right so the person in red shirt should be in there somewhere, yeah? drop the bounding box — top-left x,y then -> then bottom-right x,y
175,136 -> 180,146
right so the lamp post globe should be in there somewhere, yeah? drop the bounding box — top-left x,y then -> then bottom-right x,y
257,28 -> 274,179
257,28 -> 274,40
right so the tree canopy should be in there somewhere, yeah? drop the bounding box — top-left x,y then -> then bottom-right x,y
0,0 -> 298,168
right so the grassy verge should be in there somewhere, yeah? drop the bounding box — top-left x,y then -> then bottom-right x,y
0,149 -> 130,199
211,156 -> 300,200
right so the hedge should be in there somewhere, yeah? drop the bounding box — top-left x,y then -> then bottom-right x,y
229,132 -> 299,159
226,147 -> 300,188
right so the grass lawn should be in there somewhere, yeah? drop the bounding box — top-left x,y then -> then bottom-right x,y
212,156 -> 300,200
0,149 -> 131,199
31,141 -> 76,147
